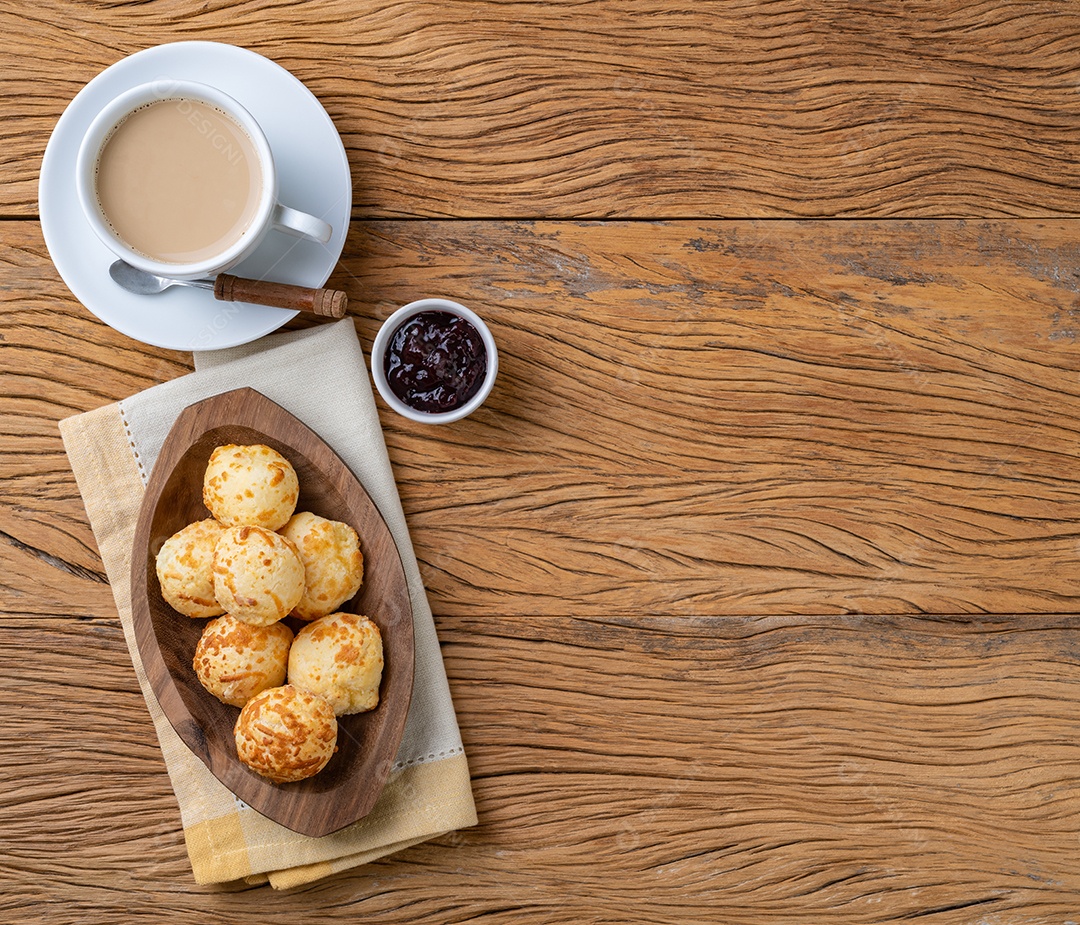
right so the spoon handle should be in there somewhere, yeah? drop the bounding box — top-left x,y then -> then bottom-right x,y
213,274 -> 348,318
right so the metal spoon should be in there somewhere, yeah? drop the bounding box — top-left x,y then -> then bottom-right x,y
108,260 -> 348,319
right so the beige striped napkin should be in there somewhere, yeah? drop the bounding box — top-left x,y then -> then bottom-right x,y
59,319 -> 476,888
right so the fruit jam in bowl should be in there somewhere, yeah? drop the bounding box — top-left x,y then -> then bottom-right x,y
371,298 -> 498,424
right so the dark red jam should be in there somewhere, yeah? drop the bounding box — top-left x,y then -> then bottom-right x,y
383,310 -> 488,414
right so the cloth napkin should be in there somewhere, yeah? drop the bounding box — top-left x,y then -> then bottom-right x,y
58,319 -> 477,888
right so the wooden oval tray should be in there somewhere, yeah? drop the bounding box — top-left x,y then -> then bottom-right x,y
130,387 -> 414,837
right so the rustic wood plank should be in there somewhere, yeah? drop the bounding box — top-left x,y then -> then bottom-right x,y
7,1 -> 1080,919
6,0 -> 1080,218
3,612 -> 1080,922
0,223 -> 190,592
4,219 -> 1080,618
4,217 -> 1079,917
344,219 -> 1080,616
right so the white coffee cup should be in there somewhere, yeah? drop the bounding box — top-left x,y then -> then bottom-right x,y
75,79 -> 332,281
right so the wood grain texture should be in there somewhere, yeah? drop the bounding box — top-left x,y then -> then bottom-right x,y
4,0 -> 1080,218
4,218 -> 1080,618
0,223 -> 189,602
2,215 -> 1080,918
338,218 -> 1080,617
4,613 -> 1080,923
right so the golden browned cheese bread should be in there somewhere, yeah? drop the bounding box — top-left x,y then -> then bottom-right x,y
154,518 -> 226,618
287,612 -> 384,715
279,512 -> 364,621
202,443 -> 299,531
212,525 -> 305,626
233,685 -> 338,783
193,614 -> 294,707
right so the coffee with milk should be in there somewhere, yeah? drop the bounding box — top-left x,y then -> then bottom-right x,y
94,98 -> 262,265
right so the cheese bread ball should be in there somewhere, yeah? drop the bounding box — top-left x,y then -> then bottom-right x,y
212,525 -> 305,626
234,685 -> 338,783
202,443 -> 299,531
280,512 -> 364,621
193,614 -> 294,707
155,518 -> 226,618
287,612 -> 384,715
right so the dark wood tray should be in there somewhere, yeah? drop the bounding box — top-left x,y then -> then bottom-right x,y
130,387 -> 414,837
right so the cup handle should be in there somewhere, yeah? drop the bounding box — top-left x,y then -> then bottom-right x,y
271,203 -> 333,244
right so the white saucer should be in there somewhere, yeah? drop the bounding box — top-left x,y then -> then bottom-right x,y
39,42 -> 352,352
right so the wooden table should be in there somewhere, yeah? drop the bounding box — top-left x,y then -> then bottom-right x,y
4,2 -> 1080,921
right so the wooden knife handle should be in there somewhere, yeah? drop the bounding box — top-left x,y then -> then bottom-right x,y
213,274 -> 348,318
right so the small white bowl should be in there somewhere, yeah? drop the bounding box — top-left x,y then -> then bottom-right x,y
370,298 -> 498,424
